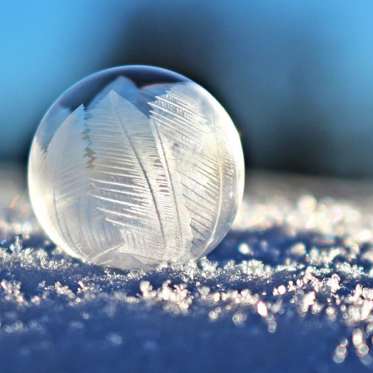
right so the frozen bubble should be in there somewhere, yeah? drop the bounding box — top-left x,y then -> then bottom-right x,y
28,65 -> 245,270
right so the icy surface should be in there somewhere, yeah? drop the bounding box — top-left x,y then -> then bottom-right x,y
3,169 -> 373,372
28,67 -> 245,270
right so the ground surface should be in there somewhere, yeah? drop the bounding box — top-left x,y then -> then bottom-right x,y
2,167 -> 373,372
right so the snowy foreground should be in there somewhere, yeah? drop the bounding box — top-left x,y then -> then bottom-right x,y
2,168 -> 373,372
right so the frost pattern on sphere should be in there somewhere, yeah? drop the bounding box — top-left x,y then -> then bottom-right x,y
28,66 -> 245,270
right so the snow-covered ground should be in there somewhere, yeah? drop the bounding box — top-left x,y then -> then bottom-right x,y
2,168 -> 373,372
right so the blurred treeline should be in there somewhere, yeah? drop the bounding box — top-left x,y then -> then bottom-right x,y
1,1 -> 373,177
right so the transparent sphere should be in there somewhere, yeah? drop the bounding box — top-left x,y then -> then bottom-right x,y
28,65 -> 245,270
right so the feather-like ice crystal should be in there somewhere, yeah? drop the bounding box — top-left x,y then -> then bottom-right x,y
28,65 -> 245,270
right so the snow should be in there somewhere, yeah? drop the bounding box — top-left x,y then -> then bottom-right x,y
2,168 -> 373,372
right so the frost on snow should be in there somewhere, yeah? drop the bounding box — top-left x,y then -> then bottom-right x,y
3,170 -> 373,371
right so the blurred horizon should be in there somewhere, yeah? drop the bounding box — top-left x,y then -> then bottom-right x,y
1,1 -> 373,178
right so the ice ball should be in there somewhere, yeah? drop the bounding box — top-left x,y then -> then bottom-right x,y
28,65 -> 245,270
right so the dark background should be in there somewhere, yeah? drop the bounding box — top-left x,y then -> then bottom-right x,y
2,0 -> 373,178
